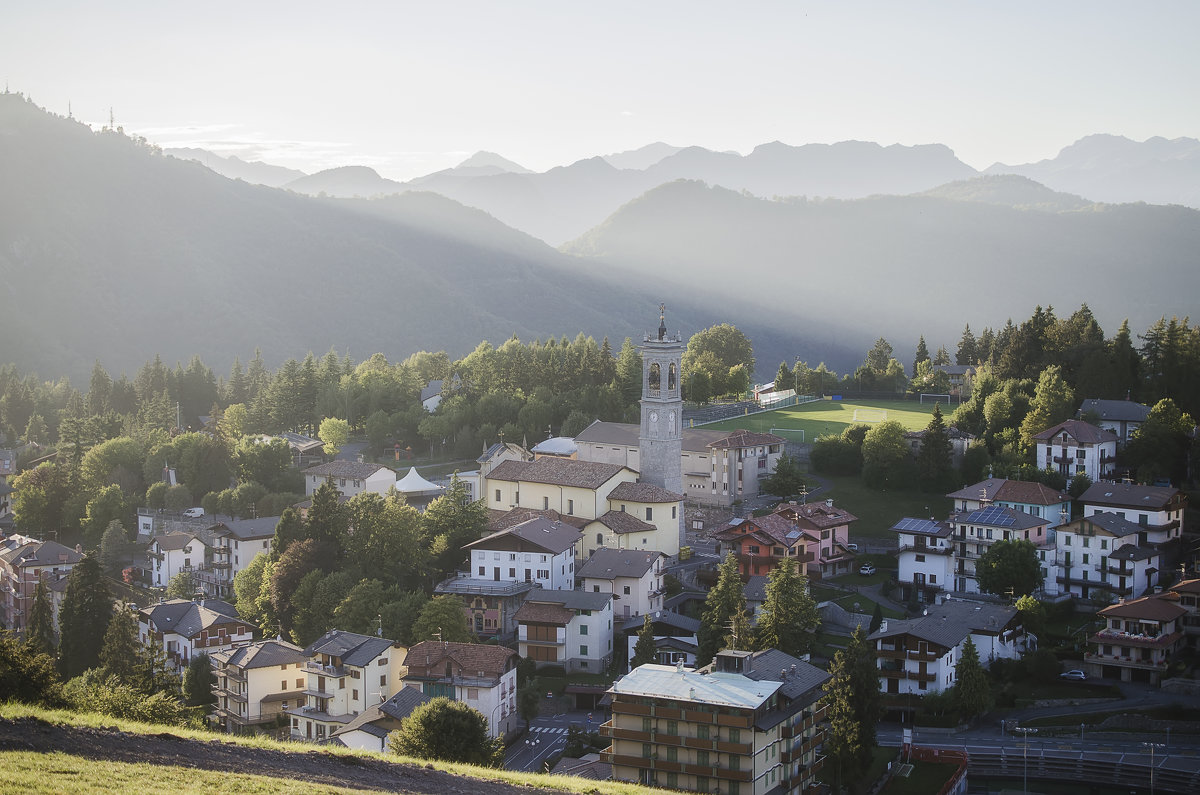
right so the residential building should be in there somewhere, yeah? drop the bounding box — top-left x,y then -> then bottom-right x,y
1031,419 -> 1117,482
712,512 -> 811,578
302,460 -> 397,498
287,630 -> 407,743
514,589 -> 614,672
1087,593 -> 1186,684
0,535 -> 83,634
932,364 -> 975,396
577,547 -> 667,620
146,531 -> 212,589
137,598 -> 254,673
868,600 -> 1029,695
1078,398 -> 1153,446
775,500 -> 858,579
210,639 -> 307,733
0,448 -> 15,522
403,641 -> 518,739
1081,481 -> 1187,576
464,516 -> 581,592
890,517 -> 955,604
947,478 -> 1073,533
1168,579 -> 1200,650
194,516 -> 276,598
949,505 -> 1051,595
619,611 -> 702,670
602,648 -> 830,794
574,421 -> 785,508
1052,513 -> 1162,600
329,688 -> 431,751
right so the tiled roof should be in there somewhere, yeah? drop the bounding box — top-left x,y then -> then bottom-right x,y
1068,513 -> 1143,539
1171,578 -> 1200,595
514,601 -> 575,625
406,641 -> 516,678
139,599 -> 242,639
608,481 -> 684,503
487,507 -> 589,533
776,501 -> 858,529
712,514 -> 806,549
591,510 -> 656,535
467,517 -> 583,554
619,610 -> 701,635
707,430 -> 785,449
214,516 -> 279,540
486,457 -> 628,489
1107,544 -> 1158,562
1080,482 -> 1182,511
303,461 -> 394,479
739,648 -> 830,701
524,589 -> 612,612
1079,399 -> 1152,424
1031,419 -> 1117,444
212,639 -> 305,670
332,688 -> 431,740
577,548 -> 663,580
149,532 -> 199,552
1099,594 -> 1187,622
870,600 -> 1019,650
304,630 -> 399,668
0,539 -> 84,568
948,478 -> 1072,506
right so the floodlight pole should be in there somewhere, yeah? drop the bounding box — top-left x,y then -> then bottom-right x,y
1013,727 -> 1036,794
1143,742 -> 1165,795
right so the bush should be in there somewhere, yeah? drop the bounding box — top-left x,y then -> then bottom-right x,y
63,670 -> 198,727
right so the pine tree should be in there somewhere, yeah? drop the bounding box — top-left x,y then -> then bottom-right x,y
1019,365 -> 1075,445
425,475 -> 488,578
697,552 -> 747,667
183,652 -> 217,705
912,336 -> 930,377
631,614 -> 657,669
773,361 -> 794,392
821,647 -> 862,792
726,606 -> 754,652
956,324 -> 977,365
24,578 -> 56,658
57,556 -> 113,679
98,606 -> 142,684
953,635 -> 992,719
846,625 -> 882,754
755,557 -> 819,657
97,520 -> 128,577
916,403 -> 954,492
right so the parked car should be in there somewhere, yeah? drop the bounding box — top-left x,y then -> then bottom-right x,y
1059,669 -> 1087,681
859,563 -> 876,576
846,543 -> 859,552
183,507 -> 205,518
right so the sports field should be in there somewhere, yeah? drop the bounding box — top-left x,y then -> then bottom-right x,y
696,398 -> 943,440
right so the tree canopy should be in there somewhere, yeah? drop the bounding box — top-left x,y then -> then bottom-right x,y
388,697 -> 501,766
976,539 -> 1043,598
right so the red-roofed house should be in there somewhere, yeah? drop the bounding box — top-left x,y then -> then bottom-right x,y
1087,593 -> 1187,684
1032,419 -> 1117,482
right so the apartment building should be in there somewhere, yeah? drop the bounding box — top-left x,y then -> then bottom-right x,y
210,639 -> 307,733
402,641 -> 518,739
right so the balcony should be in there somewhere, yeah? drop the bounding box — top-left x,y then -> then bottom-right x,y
305,660 -> 346,677
1090,629 -> 1181,650
897,544 -> 952,556
1084,652 -> 1168,671
907,671 -> 936,683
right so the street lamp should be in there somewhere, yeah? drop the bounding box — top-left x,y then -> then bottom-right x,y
1143,741 -> 1165,795
1013,726 -> 1036,794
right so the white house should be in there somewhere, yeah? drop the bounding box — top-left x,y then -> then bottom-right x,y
947,478 -> 1073,533
146,531 -> 212,589
619,611 -> 702,670
194,516 -> 276,598
577,547 -> 666,620
210,639 -> 307,733
1031,419 -> 1117,483
302,461 -> 397,498
329,688 -> 431,751
1078,398 -> 1153,446
948,505 -> 1051,596
890,518 -> 955,605
514,589 -> 614,672
868,600 -> 1030,695
1080,482 -> 1187,545
0,536 -> 83,635
1051,512 -> 1162,600
287,630 -> 407,744
137,598 -> 255,674
464,516 -> 582,592
403,641 -> 518,739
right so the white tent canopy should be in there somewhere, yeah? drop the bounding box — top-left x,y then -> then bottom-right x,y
395,467 -> 443,495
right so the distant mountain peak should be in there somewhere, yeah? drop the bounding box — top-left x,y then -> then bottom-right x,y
602,142 -> 684,171
455,151 -> 531,174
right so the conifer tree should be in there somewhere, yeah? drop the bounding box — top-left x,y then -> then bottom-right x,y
916,403 -> 954,492
912,336 -> 930,377
183,652 -> 217,705
755,558 -> 819,657
821,647 -> 862,792
98,605 -> 142,684
953,635 -> 992,719
631,613 -> 657,669
57,556 -> 113,679
846,625 -> 882,754
773,361 -> 794,392
697,552 -> 746,667
24,578 -> 56,658
956,324 -> 977,365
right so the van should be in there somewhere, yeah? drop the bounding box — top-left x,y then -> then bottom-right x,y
183,507 -> 205,518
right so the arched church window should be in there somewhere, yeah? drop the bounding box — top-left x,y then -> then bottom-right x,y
648,363 -> 661,394
668,363 -> 677,391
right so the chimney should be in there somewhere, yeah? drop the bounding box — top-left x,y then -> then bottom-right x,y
676,659 -> 684,673
879,620 -> 888,633
825,498 -> 833,509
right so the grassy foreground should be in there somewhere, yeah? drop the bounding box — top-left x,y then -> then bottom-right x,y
0,703 -> 659,795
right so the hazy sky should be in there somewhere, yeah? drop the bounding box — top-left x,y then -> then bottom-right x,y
5,2 -> 1198,181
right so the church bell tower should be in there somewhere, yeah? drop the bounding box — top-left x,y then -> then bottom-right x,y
639,304 -> 684,496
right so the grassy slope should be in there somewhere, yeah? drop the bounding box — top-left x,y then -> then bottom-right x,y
0,703 -> 658,795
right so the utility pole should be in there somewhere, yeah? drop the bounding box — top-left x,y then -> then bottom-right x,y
1143,741 -> 1164,795
1014,726 -> 1036,794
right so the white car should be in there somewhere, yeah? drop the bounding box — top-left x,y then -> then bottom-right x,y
859,563 -> 877,576
183,507 -> 205,518
1059,669 -> 1087,681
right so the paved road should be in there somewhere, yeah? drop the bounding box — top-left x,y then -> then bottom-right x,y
503,710 -> 599,772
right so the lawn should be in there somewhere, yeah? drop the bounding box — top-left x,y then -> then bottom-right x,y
883,761 -> 961,795
699,398 -> 943,439
831,591 -> 905,620
818,475 -> 953,540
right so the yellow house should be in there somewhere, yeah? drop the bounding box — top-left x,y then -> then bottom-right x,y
583,481 -> 685,558
484,457 -> 636,520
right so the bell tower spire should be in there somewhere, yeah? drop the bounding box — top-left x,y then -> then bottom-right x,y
639,305 -> 684,496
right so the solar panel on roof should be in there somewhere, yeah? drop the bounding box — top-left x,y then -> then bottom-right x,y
894,517 -> 938,534
967,505 -> 1016,527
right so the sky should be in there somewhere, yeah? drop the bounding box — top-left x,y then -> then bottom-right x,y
5,2 -> 1199,181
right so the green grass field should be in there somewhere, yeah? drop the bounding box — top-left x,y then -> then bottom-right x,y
696,398 -> 945,439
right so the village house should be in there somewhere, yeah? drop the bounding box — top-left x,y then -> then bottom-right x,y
287,629 -> 407,744
577,547 -> 667,620
302,460 -> 397,498
890,517 -> 955,604
775,500 -> 858,579
947,478 -> 1073,533
329,688 -> 431,751
192,516 -> 276,598
465,516 -> 582,592
1168,578 -> 1200,650
1087,593 -> 1186,684
603,648 -> 829,794
904,426 -> 976,469
868,600 -> 1029,695
1078,398 -> 1153,446
0,535 -> 83,635
403,641 -> 518,739
712,512 -> 810,579
618,611 -> 702,670
137,597 -> 254,673
514,589 -> 614,672
210,638 -> 307,733
146,531 -> 212,590
948,504 -> 1051,595
1052,513 -> 1162,600
1031,419 -> 1117,482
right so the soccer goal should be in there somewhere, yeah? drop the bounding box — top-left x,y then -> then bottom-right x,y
852,408 -> 888,422
919,393 -> 952,404
770,428 -> 805,443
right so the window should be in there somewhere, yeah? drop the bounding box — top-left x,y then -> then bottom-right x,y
478,566 -> 485,576
468,688 -> 479,699
1082,537 -> 1090,548
495,489 -> 501,502
645,507 -> 653,521
915,554 -> 925,563
728,727 -> 740,743
642,743 -> 652,759
671,506 -> 677,519
623,585 -> 631,595
281,680 -> 286,690
296,679 -> 303,688
580,624 -> 588,636
642,717 -> 652,732
930,574 -> 937,584
697,724 -> 709,740
380,675 -> 386,686
352,689 -> 358,700
339,678 -> 346,689
1101,539 -> 1108,550
596,533 -> 603,544
667,720 -> 678,736
543,496 -> 549,510
1064,535 -> 1072,545
580,645 -> 588,655
697,750 -> 710,766
509,568 -> 516,578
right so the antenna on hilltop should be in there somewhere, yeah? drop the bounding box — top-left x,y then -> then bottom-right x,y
68,101 -> 72,119
109,107 -> 115,129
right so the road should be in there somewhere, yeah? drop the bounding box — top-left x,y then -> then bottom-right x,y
503,710 -> 599,772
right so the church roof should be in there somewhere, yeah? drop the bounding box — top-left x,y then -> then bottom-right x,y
608,481 -> 684,503
486,457 -> 629,489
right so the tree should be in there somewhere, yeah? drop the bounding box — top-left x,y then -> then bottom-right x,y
682,324 -> 755,394
1014,594 -> 1047,636
425,476 -> 488,578
956,325 -> 978,365
388,697 -> 501,766
346,492 -> 429,588
953,636 -> 992,719
631,614 -> 657,669
24,579 -> 56,658
57,556 -> 113,679
755,558 -> 819,657
0,631 -> 63,707
773,361 -> 794,392
11,462 -> 70,537
976,539 -> 1043,597
411,595 -> 474,643
761,451 -> 807,498
697,552 -> 747,667
861,420 -> 916,490
166,570 -> 199,600
845,625 -> 882,753
98,606 -> 143,685
865,338 -> 894,374
318,416 -> 350,456
97,520 -> 129,577
916,404 -> 954,492
233,436 -> 293,493
1122,398 -> 1195,485
1019,365 -> 1075,445
912,336 -> 930,377
233,553 -> 270,631
183,652 -> 217,706
164,483 -> 193,512
83,485 -> 133,549
269,538 -> 336,637
821,645 -> 863,791
145,480 -> 168,509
